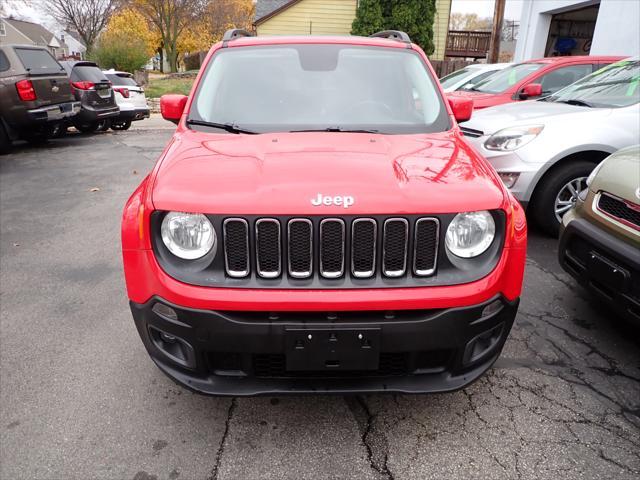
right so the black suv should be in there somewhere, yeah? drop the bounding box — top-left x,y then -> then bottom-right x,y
59,61 -> 119,133
0,45 -> 80,154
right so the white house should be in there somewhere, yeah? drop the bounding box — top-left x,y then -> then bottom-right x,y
514,0 -> 639,61
59,30 -> 86,60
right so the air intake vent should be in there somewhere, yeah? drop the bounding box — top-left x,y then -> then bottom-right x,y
255,219 -> 281,278
288,219 -> 313,278
414,218 -> 439,276
383,218 -> 409,277
223,218 -> 249,278
320,219 -> 345,278
351,219 -> 377,278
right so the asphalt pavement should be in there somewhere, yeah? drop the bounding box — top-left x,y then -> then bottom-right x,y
1,119 -> 638,480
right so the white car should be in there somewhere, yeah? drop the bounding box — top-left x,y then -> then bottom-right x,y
462,58 -> 639,235
103,69 -> 150,130
440,63 -> 511,93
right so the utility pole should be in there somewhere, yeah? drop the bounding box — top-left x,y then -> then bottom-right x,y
488,0 -> 506,63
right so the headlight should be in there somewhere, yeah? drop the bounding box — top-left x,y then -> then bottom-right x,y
445,211 -> 495,258
161,212 -> 216,260
498,172 -> 520,189
484,125 -> 544,151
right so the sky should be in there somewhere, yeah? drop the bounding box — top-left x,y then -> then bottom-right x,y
451,0 -> 524,21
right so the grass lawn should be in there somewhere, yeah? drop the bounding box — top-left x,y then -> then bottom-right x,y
145,76 -> 195,98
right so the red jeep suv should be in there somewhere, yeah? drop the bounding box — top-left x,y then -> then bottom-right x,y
122,30 -> 527,395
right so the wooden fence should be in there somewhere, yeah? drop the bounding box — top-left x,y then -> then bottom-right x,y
445,30 -> 492,59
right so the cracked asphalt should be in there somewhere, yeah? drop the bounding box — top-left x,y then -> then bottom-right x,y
1,123 -> 639,480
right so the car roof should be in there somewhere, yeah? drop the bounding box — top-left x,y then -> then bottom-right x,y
527,55 -> 627,64
223,35 -> 411,50
59,60 -> 99,68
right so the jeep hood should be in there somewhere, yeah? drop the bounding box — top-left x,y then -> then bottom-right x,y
151,130 -> 506,215
463,100 -> 613,135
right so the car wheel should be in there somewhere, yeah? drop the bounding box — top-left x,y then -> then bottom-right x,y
111,120 -> 132,131
0,123 -> 11,155
530,160 -> 595,237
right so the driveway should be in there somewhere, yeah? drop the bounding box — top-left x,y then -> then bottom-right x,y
1,123 -> 638,480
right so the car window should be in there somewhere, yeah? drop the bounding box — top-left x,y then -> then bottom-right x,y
190,44 -> 450,135
71,65 -> 108,83
14,47 -> 62,74
440,67 -> 475,89
458,69 -> 499,90
536,64 -> 593,95
0,51 -> 9,72
470,63 -> 544,93
105,73 -> 137,86
546,59 -> 640,108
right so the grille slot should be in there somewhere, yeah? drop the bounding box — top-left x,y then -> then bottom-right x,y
460,126 -> 484,138
414,218 -> 439,276
320,219 -> 346,278
597,192 -> 640,229
255,219 -> 281,278
223,218 -> 250,278
352,218 -> 377,278
383,218 -> 409,277
288,219 -> 313,278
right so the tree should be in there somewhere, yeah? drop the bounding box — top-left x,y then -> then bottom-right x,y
449,12 -> 492,31
134,0 -> 205,73
47,0 -> 119,55
351,0 -> 436,55
351,0 -> 384,37
203,0 -> 254,42
102,7 -> 159,57
92,36 -> 150,72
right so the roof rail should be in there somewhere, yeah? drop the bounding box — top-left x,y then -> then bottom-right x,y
222,29 -> 254,43
369,30 -> 411,43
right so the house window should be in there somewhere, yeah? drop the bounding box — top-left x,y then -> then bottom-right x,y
0,20 -> 6,37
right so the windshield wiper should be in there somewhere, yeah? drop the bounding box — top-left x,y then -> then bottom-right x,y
555,99 -> 594,108
186,119 -> 258,134
289,127 -> 380,133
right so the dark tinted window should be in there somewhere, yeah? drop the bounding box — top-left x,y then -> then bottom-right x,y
14,47 -> 62,74
537,64 -> 593,95
0,51 -> 9,72
105,73 -> 137,86
71,65 -> 108,83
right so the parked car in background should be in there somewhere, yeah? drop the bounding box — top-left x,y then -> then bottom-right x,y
559,145 -> 640,325
440,63 -> 511,93
103,69 -> 150,130
0,44 -> 80,154
461,58 -> 640,236
448,55 -> 625,110
59,60 -> 119,133
122,29 -> 527,396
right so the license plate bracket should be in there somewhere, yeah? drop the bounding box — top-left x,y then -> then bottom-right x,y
587,251 -> 630,291
285,328 -> 381,371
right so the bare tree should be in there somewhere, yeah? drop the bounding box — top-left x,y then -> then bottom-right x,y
449,12 -> 492,31
47,0 -> 119,54
135,0 -> 205,73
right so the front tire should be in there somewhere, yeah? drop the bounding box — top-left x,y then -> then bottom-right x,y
530,160 -> 595,236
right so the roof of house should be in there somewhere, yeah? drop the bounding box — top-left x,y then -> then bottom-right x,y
3,18 -> 57,45
255,0 -> 300,24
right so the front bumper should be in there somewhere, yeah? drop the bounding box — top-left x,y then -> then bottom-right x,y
131,295 -> 519,396
559,216 -> 640,324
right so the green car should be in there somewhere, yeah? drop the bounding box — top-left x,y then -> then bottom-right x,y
559,145 -> 640,324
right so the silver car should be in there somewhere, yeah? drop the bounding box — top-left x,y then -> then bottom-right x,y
462,58 -> 640,235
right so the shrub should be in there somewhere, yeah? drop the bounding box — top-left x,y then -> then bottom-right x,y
91,36 -> 150,73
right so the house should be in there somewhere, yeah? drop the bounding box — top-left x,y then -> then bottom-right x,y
254,0 -> 453,61
0,18 -> 62,57
58,30 -> 86,60
514,0 -> 639,61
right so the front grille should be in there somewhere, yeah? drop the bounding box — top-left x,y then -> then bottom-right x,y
223,216 -> 440,281
252,353 -> 409,377
460,126 -> 484,138
597,192 -> 640,229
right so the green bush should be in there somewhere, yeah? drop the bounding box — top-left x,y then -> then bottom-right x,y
91,36 -> 149,73
351,0 -> 436,55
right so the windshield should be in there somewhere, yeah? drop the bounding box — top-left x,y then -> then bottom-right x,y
440,67 -> 476,89
468,62 -> 543,93
189,44 -> 450,134
546,59 -> 640,108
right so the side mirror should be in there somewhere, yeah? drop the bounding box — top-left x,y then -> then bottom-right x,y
448,97 -> 473,123
519,83 -> 542,100
160,94 -> 188,124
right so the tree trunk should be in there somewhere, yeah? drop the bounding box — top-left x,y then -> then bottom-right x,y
167,43 -> 178,73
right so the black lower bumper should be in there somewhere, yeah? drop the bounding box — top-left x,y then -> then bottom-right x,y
130,295 -> 518,396
117,108 -> 150,121
559,218 -> 640,324
74,105 -> 120,123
